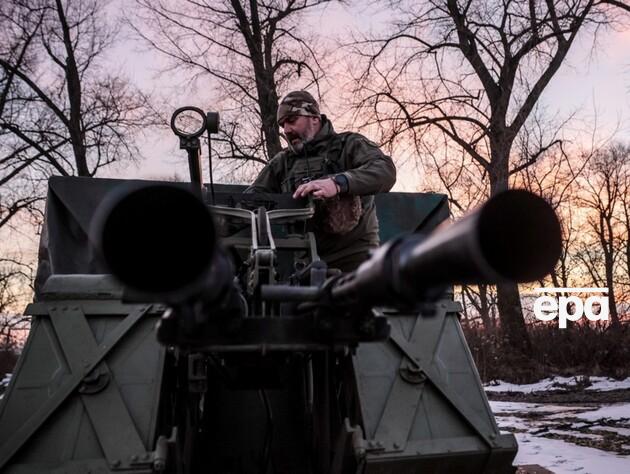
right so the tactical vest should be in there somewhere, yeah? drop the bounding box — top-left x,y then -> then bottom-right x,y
280,132 -> 352,193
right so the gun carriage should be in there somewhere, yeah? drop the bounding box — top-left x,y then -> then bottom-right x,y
0,109 -> 561,474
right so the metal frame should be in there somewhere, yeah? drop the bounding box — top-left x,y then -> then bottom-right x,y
0,291 -> 169,473
355,302 -> 517,471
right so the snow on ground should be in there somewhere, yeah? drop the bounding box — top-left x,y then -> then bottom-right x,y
491,401 -> 593,414
487,377 -> 630,472
485,375 -> 630,393
489,393 -> 630,473
513,430 -> 630,474
587,378 -> 630,392
576,404 -> 630,422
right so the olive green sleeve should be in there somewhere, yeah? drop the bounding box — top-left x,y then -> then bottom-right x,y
341,135 -> 396,195
244,155 -> 284,193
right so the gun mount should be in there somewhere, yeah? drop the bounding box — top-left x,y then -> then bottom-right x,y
0,109 -> 562,474
90,183 -> 560,355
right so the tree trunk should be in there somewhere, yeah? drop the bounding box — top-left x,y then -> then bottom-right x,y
623,199 -> 630,282
56,0 -> 88,176
478,284 -> 492,331
257,73 -> 282,159
490,145 -> 532,355
496,282 -> 532,353
231,0 -> 283,161
602,219 -> 620,329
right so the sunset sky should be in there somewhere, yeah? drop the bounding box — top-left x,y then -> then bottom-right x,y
2,1 -> 629,280
100,2 -> 630,190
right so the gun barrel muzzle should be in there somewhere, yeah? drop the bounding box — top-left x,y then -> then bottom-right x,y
332,189 -> 562,305
402,188 -> 561,285
91,183 -> 219,300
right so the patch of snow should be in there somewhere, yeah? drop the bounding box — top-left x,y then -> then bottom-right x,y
576,404 -> 630,422
485,375 -> 630,393
571,422 -> 589,429
494,415 -> 531,430
514,431 -> 630,473
586,377 -> 630,392
594,426 -> 630,437
485,376 -> 571,393
491,399 -> 630,471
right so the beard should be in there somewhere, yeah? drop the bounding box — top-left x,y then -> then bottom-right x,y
283,121 -> 317,154
287,138 -> 305,154
283,132 -> 307,154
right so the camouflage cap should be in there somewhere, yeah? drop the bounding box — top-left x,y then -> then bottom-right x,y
277,90 -> 321,125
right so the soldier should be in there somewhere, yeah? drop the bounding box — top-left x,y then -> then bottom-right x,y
246,91 -> 396,272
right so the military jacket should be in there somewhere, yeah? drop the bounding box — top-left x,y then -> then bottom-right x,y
247,117 -> 396,262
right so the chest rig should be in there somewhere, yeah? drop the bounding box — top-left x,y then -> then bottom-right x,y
280,132 -> 352,193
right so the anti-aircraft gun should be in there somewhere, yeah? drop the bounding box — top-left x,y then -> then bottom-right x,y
0,108 -> 562,474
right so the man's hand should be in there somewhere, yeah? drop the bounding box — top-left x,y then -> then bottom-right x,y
293,177 -> 339,199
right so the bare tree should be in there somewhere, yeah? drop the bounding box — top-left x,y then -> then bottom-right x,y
132,0 -> 334,166
577,143 -> 630,328
0,0 -> 154,231
461,284 -> 498,330
0,258 -> 31,354
619,166 -> 630,285
0,1 -> 156,358
513,114 -> 595,292
350,0 -> 629,353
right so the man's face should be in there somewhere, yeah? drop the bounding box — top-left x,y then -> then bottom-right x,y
281,115 -> 320,152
